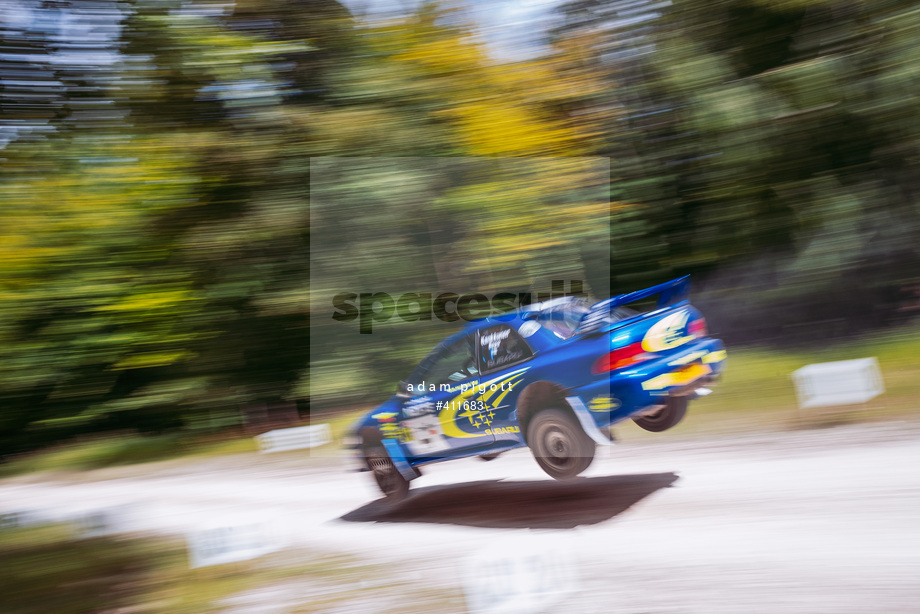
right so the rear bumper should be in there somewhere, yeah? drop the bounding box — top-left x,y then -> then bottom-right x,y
568,338 -> 726,427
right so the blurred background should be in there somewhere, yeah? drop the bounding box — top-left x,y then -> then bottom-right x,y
3,0 -> 920,456
3,0 -> 920,611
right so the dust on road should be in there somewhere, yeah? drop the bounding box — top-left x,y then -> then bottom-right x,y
2,421 -> 919,613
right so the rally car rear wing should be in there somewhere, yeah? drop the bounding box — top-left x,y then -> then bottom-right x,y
575,276 -> 691,336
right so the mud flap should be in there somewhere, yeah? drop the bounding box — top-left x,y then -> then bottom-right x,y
381,439 -> 421,481
564,397 -> 616,446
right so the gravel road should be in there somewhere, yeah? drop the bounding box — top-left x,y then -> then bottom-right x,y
2,421 -> 919,613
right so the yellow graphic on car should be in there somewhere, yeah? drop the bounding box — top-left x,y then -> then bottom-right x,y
641,363 -> 711,391
588,396 -> 621,412
379,422 -> 412,442
642,310 -> 693,352
438,368 -> 529,439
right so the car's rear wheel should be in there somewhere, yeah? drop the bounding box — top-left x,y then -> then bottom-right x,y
364,446 -> 409,501
527,408 -> 595,480
632,396 -> 688,432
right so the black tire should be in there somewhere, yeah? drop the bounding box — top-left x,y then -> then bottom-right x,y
364,446 -> 410,501
527,408 -> 595,480
632,397 -> 688,432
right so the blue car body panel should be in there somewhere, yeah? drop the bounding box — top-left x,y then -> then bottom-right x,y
350,277 -> 726,477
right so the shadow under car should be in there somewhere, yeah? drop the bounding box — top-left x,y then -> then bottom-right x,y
340,472 -> 679,530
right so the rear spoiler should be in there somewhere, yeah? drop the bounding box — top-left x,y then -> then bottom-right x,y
575,276 -> 691,335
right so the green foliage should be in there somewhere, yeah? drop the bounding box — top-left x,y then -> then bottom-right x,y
3,0 -> 920,456
556,0 -> 920,341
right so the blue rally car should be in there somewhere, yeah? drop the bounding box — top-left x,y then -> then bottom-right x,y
349,277 -> 726,500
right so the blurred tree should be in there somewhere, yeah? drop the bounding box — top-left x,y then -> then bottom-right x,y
553,0 -> 920,342
0,135 -> 204,450
0,0 -> 617,448
0,0 -> 354,452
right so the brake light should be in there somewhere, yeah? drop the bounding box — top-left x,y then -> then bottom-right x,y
689,317 -> 707,338
592,341 -> 654,374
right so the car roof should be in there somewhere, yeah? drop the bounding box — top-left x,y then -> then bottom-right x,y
461,296 -> 588,331
461,311 -> 525,331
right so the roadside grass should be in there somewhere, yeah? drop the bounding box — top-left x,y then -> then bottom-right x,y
0,409 -> 367,479
0,523 -> 463,614
0,523 -> 155,614
0,433 -> 193,478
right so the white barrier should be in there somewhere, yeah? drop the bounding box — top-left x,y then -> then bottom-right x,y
792,357 -> 884,409
255,424 -> 332,453
186,519 -> 286,568
0,509 -> 43,530
73,504 -> 137,538
0,506 -> 134,538
463,535 -> 579,614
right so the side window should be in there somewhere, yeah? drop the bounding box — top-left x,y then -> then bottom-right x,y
537,300 -> 591,339
538,308 -> 578,339
478,325 -> 533,373
421,336 -> 479,387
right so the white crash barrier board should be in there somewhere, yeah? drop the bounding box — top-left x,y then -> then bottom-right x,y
186,518 -> 286,568
792,357 -> 884,409
0,505 -> 136,538
73,504 -> 138,538
0,509 -> 43,530
463,534 -> 579,614
255,424 -> 332,453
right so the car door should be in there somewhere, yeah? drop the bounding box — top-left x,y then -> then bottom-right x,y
472,323 -> 535,445
399,333 -> 495,457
